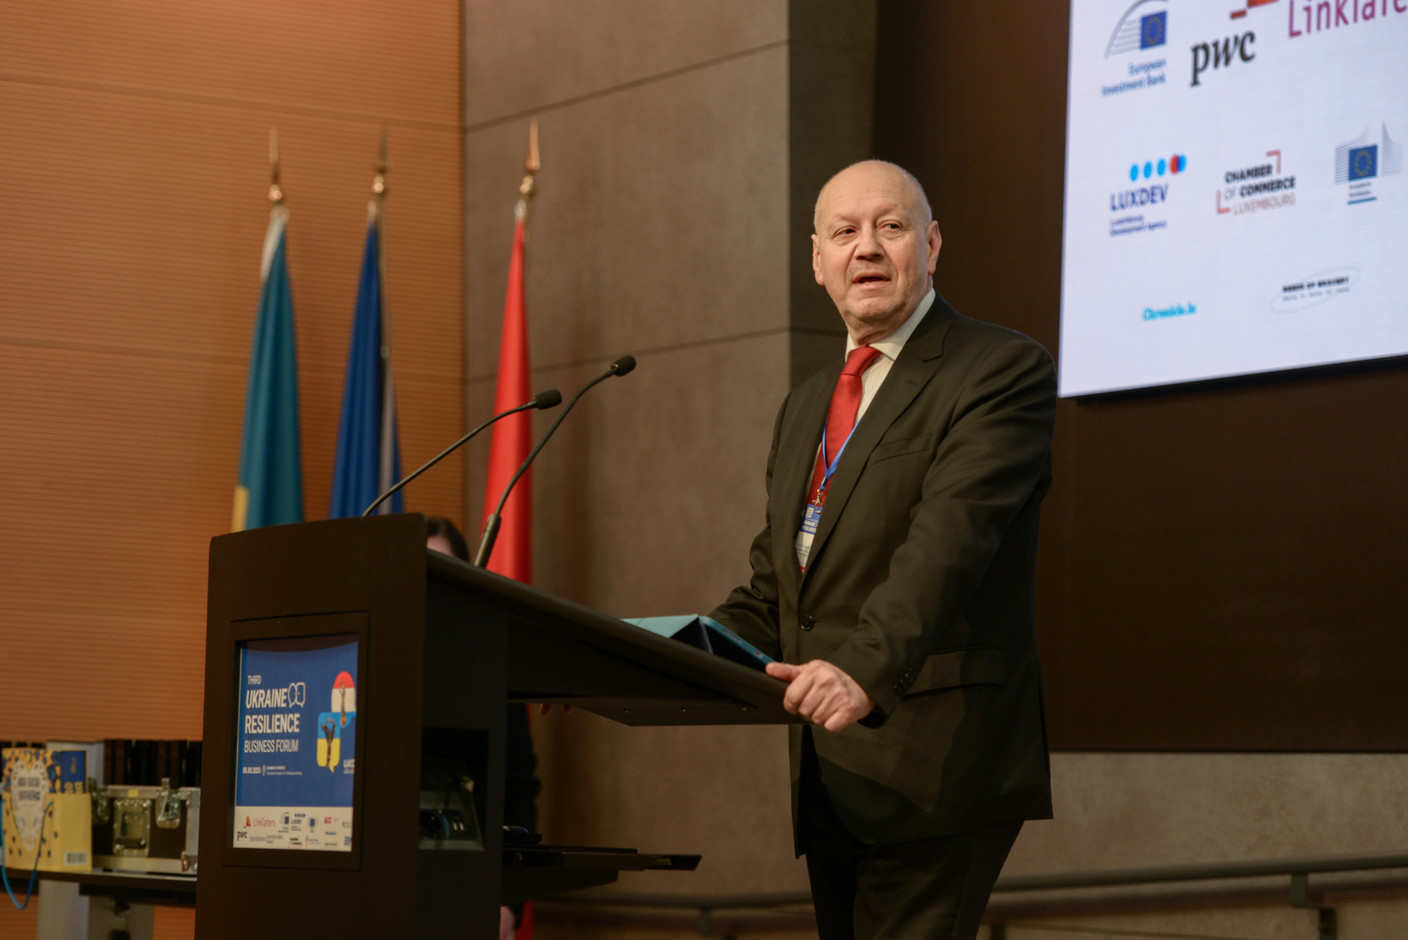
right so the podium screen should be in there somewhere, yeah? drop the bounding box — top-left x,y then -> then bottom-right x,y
232,634 -> 359,852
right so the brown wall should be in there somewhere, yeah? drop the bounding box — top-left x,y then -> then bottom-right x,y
0,3 -> 463,936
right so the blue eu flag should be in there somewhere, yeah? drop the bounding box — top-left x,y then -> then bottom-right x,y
1141,12 -> 1167,49
1348,145 -> 1378,181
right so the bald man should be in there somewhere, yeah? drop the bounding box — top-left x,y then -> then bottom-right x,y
708,161 -> 1056,939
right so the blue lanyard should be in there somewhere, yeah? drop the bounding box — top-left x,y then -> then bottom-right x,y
815,423 -> 860,502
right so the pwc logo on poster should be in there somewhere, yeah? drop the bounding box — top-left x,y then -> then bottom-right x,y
1187,0 -> 1283,85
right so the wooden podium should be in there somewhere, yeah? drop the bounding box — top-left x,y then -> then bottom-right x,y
196,515 -> 794,939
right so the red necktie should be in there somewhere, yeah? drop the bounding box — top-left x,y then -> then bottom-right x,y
809,345 -> 882,503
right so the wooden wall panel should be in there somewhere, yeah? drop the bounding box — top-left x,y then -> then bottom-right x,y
0,2 -> 459,126
0,3 -> 461,935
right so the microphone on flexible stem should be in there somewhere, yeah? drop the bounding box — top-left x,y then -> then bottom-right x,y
473,354 -> 636,568
361,389 -> 563,517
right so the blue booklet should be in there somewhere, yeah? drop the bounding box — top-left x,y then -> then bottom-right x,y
624,615 -> 774,673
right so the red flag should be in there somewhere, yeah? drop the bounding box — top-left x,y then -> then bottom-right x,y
485,130 -> 540,940
482,216 -> 533,583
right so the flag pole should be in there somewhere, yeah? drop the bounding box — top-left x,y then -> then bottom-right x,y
479,120 -> 540,579
373,126 -> 398,503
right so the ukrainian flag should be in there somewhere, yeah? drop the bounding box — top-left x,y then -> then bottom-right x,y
233,206 -> 304,531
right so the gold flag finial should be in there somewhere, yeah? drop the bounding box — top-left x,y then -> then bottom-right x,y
268,128 -> 283,205
372,125 -> 388,199
515,120 -> 540,223
519,119 -> 540,201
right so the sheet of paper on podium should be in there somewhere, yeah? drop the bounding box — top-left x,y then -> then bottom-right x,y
624,615 -> 773,672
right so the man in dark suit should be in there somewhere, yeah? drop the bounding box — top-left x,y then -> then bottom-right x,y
708,160 -> 1055,939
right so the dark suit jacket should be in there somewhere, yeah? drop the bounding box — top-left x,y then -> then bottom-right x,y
710,294 -> 1056,847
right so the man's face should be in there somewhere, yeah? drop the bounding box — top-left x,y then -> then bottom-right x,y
811,162 -> 941,345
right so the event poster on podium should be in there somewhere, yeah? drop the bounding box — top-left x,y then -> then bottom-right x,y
232,635 -> 359,852
1060,0 -> 1407,396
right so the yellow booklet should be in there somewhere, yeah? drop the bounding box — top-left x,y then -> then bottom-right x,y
2,747 -> 92,874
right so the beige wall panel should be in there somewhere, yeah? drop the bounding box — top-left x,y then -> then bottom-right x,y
463,46 -> 790,380
462,0 -> 786,127
991,754 -> 1408,936
1011,754 -> 1408,875
534,714 -> 807,896
509,336 -> 789,613
0,1 -> 459,126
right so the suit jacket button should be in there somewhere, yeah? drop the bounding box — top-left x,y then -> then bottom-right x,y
800,616 -> 815,631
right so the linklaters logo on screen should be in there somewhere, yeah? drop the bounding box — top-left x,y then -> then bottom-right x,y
1110,153 -> 1186,237
1101,0 -> 1169,96
1216,149 -> 1296,215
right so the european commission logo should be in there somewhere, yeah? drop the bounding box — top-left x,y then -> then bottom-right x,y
1335,123 -> 1402,205
1107,3 -> 1168,56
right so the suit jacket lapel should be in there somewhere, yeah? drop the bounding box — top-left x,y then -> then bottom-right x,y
799,302 -> 955,592
774,365 -> 835,598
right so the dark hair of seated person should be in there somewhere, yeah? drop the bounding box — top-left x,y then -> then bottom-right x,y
425,515 -> 471,562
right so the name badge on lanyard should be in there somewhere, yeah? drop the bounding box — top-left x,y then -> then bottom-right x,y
795,424 -> 858,569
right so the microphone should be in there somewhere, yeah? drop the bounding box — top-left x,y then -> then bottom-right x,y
473,355 -> 636,567
361,389 -> 562,517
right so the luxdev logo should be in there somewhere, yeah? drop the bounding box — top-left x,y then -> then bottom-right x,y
1113,153 -> 1187,209
1110,153 -> 1186,237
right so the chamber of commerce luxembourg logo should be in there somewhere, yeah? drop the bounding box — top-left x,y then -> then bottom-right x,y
1110,153 -> 1185,237
1335,123 -> 1402,205
1217,149 -> 1296,215
1101,0 -> 1169,96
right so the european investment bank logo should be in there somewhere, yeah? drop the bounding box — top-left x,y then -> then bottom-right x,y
1100,0 -> 1170,97
1336,123 -> 1402,205
1105,0 -> 1168,56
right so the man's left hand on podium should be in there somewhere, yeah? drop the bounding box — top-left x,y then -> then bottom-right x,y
766,660 -> 875,732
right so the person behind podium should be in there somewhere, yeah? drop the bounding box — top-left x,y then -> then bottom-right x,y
426,515 -> 542,940
706,160 -> 1056,939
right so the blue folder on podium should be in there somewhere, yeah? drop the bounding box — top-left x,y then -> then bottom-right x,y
625,615 -> 774,672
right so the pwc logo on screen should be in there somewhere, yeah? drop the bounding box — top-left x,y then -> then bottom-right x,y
1110,153 -> 1186,238
1184,0 -> 1283,86
1100,0 -> 1170,97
